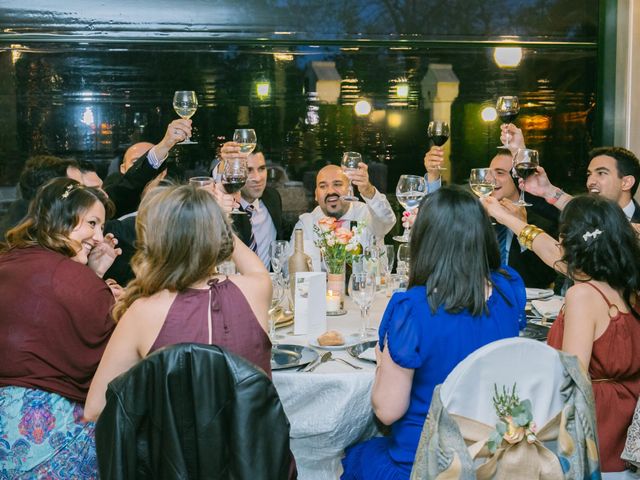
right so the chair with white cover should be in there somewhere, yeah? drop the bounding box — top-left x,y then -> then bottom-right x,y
411,337 -> 601,480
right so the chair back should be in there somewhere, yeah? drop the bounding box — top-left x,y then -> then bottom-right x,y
411,337 -> 601,480
440,337 -> 564,428
95,343 -> 293,480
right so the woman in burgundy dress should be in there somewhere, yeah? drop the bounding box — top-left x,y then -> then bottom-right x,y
85,183 -> 272,420
546,195 -> 640,474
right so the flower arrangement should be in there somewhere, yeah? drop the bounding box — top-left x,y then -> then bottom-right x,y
487,383 -> 537,454
313,217 -> 361,274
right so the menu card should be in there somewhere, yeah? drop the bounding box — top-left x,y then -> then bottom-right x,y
293,272 -> 327,336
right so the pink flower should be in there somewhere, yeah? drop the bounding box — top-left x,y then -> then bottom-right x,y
318,217 -> 337,231
334,227 -> 353,245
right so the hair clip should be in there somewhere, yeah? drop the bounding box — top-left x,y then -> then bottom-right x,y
582,229 -> 603,242
61,184 -> 75,199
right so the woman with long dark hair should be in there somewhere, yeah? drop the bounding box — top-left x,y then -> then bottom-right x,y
341,186 -> 525,480
0,177 -> 119,479
546,194 -> 640,474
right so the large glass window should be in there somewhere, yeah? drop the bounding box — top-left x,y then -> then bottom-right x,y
0,0 -> 603,234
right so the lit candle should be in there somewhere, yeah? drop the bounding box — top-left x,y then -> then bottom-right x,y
326,290 -> 341,313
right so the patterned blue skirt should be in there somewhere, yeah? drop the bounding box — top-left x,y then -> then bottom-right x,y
0,386 -> 98,479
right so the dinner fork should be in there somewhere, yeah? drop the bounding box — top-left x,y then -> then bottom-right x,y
331,357 -> 363,370
305,351 -> 332,372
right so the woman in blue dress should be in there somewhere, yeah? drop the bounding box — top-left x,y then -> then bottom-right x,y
342,185 -> 526,480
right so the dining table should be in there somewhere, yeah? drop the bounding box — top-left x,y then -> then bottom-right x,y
271,286 -> 560,480
271,291 -> 390,480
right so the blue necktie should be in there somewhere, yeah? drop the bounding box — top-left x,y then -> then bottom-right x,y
244,204 -> 258,253
495,224 -> 509,265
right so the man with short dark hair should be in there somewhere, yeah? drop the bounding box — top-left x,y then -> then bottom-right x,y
219,142 -> 284,268
502,125 -> 640,222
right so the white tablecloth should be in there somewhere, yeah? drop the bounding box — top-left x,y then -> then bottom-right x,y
272,292 -> 390,480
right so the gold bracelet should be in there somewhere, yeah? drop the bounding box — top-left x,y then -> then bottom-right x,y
517,224 -> 535,246
524,226 -> 544,250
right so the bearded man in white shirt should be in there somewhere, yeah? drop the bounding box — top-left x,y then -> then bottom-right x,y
292,163 -> 396,271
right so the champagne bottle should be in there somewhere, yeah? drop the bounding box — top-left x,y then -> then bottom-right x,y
288,229 -> 312,277
288,229 -> 311,304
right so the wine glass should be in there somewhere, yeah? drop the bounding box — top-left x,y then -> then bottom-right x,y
396,243 -> 410,275
469,168 -> 496,198
496,96 -> 520,149
427,121 -> 450,171
221,156 -> 248,215
233,129 -> 257,154
268,274 -> 285,342
393,175 -> 426,243
341,151 -> 361,202
172,91 -> 198,145
270,240 -> 289,278
512,149 -> 539,207
348,272 -> 377,338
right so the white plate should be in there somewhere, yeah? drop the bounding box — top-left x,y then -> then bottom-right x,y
309,334 -> 367,351
525,288 -> 554,301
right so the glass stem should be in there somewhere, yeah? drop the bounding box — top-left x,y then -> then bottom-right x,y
269,310 -> 277,344
360,307 -> 367,338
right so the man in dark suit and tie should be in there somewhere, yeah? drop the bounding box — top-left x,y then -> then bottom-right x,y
489,151 -> 558,288
219,142 -> 284,269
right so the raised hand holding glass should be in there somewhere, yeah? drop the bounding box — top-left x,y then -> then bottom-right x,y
341,151 -> 361,202
427,121 -> 450,171
233,129 -> 257,154
222,156 -> 247,215
496,96 -> 519,148
512,149 -> 539,207
173,91 -> 198,145
393,174 -> 426,243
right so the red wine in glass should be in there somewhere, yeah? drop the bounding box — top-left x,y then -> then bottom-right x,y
222,176 -> 246,194
515,162 -> 537,181
499,111 -> 518,124
430,134 -> 449,146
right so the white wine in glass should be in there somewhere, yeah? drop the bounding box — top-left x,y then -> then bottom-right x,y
469,168 -> 496,198
173,90 -> 198,145
233,129 -> 257,154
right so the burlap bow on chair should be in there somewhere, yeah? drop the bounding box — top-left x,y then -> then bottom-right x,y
411,352 -> 601,480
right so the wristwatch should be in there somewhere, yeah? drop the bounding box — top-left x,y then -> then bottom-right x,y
546,188 -> 564,205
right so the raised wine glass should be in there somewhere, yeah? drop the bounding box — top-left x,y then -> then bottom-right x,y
427,121 -> 450,171
496,96 -> 520,149
393,175 -> 426,243
233,129 -> 257,154
172,91 -> 198,145
341,151 -> 362,202
512,148 -> 539,207
222,156 -> 248,215
469,168 -> 496,198
348,272 -> 377,338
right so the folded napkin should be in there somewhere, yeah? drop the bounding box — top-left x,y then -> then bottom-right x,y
358,348 -> 377,362
531,296 -> 564,319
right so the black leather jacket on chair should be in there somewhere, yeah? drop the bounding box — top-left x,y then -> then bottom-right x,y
95,343 -> 296,480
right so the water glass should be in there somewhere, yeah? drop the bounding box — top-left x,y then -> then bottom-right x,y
348,273 -> 377,338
